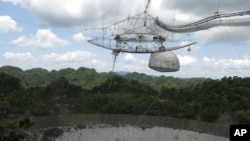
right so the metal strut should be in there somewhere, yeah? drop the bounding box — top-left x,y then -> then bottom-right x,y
109,50 -> 120,90
144,0 -> 151,13
111,50 -> 120,72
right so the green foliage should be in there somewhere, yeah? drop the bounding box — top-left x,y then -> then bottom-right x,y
27,77 -> 84,115
85,75 -> 157,115
67,67 -> 107,89
0,113 -> 34,141
0,72 -> 30,114
52,68 -> 75,78
1,66 -> 250,125
233,111 -> 250,124
123,72 -> 208,90
0,73 -> 34,140
200,107 -> 220,122
22,68 -> 55,87
43,77 -> 82,98
92,75 -> 157,95
0,66 -> 207,90
0,72 -> 22,94
158,77 -> 250,122
0,66 -> 24,80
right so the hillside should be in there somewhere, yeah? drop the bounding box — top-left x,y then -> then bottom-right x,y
0,66 -> 207,90
1,65 -> 250,125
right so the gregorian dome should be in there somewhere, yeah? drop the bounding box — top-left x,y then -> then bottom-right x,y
148,51 -> 180,72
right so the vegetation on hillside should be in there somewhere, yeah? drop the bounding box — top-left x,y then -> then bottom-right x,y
0,73 -> 34,141
1,65 -> 250,140
0,66 -> 207,90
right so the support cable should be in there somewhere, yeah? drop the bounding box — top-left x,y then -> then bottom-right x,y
214,0 -> 249,76
115,0 -> 121,23
222,27 -> 250,76
144,0 -> 151,13
171,0 -> 179,43
216,0 -> 222,14
134,87 -> 165,126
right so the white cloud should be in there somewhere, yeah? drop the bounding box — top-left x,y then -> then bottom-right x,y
40,51 -> 111,70
11,29 -> 69,49
124,53 -> 137,63
178,55 -> 198,66
3,52 -> 33,60
1,0 -> 163,27
174,56 -> 250,78
194,27 -> 250,45
3,0 -> 250,45
43,50 -> 95,62
202,56 -> 250,69
110,54 -> 149,73
72,32 -> 85,42
0,16 -> 22,33
2,0 -> 112,27
117,61 -> 149,73
202,57 -> 216,63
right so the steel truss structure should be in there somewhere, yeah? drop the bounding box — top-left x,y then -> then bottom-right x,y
87,0 -> 250,72
88,10 -> 250,53
88,12 -> 197,53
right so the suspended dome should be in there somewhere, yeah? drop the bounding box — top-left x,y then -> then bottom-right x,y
148,51 -> 180,72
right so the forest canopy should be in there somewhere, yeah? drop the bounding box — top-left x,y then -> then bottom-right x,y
0,65 -> 250,126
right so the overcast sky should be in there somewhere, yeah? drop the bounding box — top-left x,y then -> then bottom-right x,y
1,0 -> 250,78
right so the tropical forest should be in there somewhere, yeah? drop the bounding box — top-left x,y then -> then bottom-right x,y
1,65 -> 250,140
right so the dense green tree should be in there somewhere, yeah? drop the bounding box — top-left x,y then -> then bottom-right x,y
0,72 -> 30,114
22,68 -> 55,87
123,72 -> 207,90
0,65 -> 207,90
0,66 -> 24,80
0,112 -> 34,141
92,75 -> 157,95
51,68 -> 75,78
233,111 -> 250,124
0,73 -> 33,141
28,77 -> 84,115
67,67 -> 107,89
